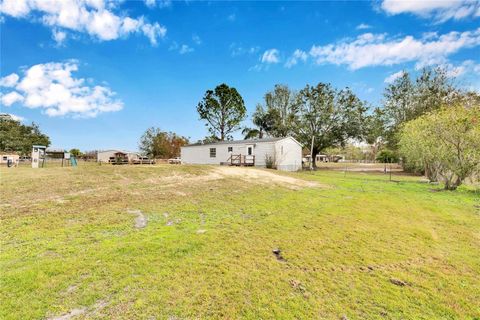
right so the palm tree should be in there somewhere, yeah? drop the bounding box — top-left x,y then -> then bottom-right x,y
243,104 -> 277,139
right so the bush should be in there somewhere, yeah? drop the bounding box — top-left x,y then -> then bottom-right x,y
265,154 -> 276,169
399,105 -> 480,190
376,149 -> 398,163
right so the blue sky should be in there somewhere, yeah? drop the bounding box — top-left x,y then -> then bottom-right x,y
1,0 -> 479,151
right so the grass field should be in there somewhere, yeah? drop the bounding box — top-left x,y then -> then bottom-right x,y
1,164 -> 479,319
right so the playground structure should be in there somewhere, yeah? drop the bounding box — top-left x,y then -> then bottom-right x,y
31,145 -> 77,168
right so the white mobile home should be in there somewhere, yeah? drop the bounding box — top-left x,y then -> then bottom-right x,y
181,137 -> 303,171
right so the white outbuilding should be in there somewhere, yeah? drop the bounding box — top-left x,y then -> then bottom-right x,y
97,150 -> 142,163
180,136 -> 303,171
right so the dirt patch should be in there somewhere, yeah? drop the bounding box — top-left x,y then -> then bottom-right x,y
41,188 -> 108,205
390,278 -> 408,286
145,166 -> 321,190
166,218 -> 181,226
127,209 -> 147,229
146,171 -> 223,186
289,279 -> 309,298
48,307 -> 87,320
65,284 -> 78,294
48,299 -> 108,320
213,166 -> 320,189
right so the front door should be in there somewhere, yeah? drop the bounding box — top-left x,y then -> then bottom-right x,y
245,144 -> 254,165
246,145 -> 253,156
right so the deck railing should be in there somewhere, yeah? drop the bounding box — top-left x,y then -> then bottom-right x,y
228,154 -> 255,166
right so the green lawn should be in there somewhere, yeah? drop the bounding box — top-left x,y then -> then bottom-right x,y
1,164 -> 479,319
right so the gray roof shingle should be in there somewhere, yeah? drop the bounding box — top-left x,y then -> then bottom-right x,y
184,137 -> 287,147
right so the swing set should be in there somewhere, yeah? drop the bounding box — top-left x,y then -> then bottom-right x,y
32,145 -> 77,168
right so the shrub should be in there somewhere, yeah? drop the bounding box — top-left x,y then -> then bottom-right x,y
376,149 -> 398,163
265,154 -> 276,169
399,105 -> 480,190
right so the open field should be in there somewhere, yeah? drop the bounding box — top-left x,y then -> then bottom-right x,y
1,164 -> 479,319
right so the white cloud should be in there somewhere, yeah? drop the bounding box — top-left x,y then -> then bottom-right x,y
261,49 -> 280,64
250,49 -> 281,71
0,0 -> 30,17
158,0 -> 172,8
248,47 -> 260,54
144,0 -> 156,8
0,61 -> 123,118
285,49 -> 308,68
4,113 -> 25,121
442,60 -> 480,77
179,44 -> 194,54
384,70 -> 405,83
308,28 -> 480,70
1,91 -> 24,106
248,64 -> 263,72
192,34 -> 202,45
144,0 -> 171,9
356,23 -> 371,30
169,42 -> 194,54
52,29 -> 67,45
140,22 -> 167,46
230,43 -> 259,57
474,63 -> 480,74
0,0 -> 167,45
381,0 -> 480,22
0,73 -> 19,87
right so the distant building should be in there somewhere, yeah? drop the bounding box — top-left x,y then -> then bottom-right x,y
180,136 -> 303,171
0,152 -> 20,166
96,150 -> 142,163
305,154 -> 345,163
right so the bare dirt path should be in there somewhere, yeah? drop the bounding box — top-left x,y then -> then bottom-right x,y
145,166 -> 321,190
212,166 -> 320,189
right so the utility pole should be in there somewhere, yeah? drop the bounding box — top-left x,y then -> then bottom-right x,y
309,135 -> 315,171
389,158 -> 392,181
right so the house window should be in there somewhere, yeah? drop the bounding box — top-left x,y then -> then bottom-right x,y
247,146 -> 252,155
228,147 -> 233,152
2,156 -> 7,160
209,148 -> 216,158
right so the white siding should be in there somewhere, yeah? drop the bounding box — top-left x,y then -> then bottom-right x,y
252,142 -> 275,167
181,137 -> 302,171
0,154 -> 19,164
274,138 -> 302,171
97,151 -> 116,162
181,144 -> 236,165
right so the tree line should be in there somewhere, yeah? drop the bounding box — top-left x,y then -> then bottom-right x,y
192,67 -> 479,189
0,116 -> 50,155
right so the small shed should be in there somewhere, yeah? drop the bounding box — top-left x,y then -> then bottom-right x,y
180,136 -> 303,171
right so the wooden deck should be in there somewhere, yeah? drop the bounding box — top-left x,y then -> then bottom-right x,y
228,154 -> 255,166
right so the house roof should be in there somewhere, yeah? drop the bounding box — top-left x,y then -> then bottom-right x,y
98,149 -> 140,155
183,137 -> 298,147
46,147 -> 66,153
